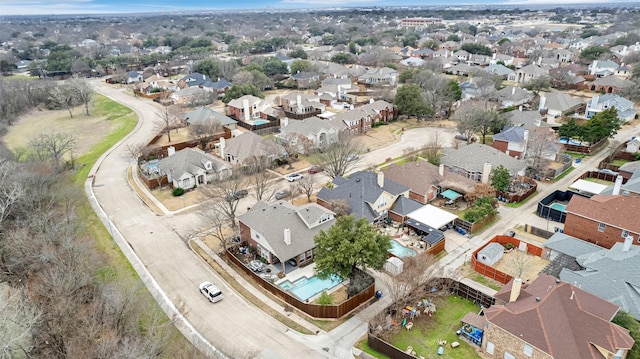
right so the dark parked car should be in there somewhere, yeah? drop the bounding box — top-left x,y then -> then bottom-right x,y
275,190 -> 290,200
225,189 -> 249,202
308,165 -> 324,174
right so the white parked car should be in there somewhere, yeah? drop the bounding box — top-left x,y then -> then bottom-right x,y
286,173 -> 304,182
199,282 -> 223,303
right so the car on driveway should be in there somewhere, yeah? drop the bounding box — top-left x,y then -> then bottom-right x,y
347,153 -> 359,162
308,165 -> 324,174
275,190 -> 290,200
286,173 -> 303,182
199,282 -> 224,303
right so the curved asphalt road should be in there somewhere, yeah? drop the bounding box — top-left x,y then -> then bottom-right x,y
87,82 -> 327,359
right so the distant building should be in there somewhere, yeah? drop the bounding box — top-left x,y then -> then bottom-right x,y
400,17 -> 443,27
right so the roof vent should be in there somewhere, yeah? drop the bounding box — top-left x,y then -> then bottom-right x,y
535,297 -> 541,302
555,279 -> 560,284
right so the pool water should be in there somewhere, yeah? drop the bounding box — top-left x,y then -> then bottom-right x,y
550,203 -> 567,212
142,159 -> 160,176
559,138 -> 582,146
278,275 -> 343,301
389,240 -> 417,258
253,120 -> 268,125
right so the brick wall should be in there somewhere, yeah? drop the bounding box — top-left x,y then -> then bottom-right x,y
492,140 -> 509,155
483,322 -> 552,359
563,213 -> 640,249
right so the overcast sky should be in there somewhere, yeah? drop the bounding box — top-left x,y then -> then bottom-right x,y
1,0 -> 638,15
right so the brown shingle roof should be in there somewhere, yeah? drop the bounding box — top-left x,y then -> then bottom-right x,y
565,195 -> 640,233
382,162 -> 476,198
485,274 -> 634,359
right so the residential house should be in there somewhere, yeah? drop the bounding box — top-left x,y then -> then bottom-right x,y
589,60 -> 619,77
400,57 -> 425,67
588,75 -> 633,94
452,50 -> 470,63
140,74 -> 176,94
625,139 -> 640,154
291,71 -> 320,89
483,64 -> 515,80
507,64 -> 548,84
127,70 -> 144,84
277,116 -> 344,153
382,162 -> 476,204
542,233 -> 640,320
227,95 -> 271,123
448,63 -> 478,77
14,59 -> 31,70
182,107 -> 237,144
440,143 -> 527,182
209,78 -> 233,96
280,93 -> 326,119
238,201 -> 336,271
316,171 -> 409,223
178,72 -> 211,89
503,110 -> 548,130
538,91 -> 584,118
460,77 -> 496,100
218,131 -> 286,167
492,126 -> 528,159
410,48 -> 434,59
331,100 -> 396,134
171,87 -> 214,106
564,194 -> 640,249
156,147 -> 231,189
481,274 -> 634,359
553,48 -> 576,63
586,94 -> 637,122
357,67 -> 398,86
494,86 -> 533,108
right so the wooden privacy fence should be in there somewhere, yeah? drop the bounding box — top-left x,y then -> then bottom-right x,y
471,236 -> 543,285
226,248 -> 374,319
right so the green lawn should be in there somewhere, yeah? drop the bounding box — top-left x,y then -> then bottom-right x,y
610,159 -> 629,167
503,191 -> 537,208
387,296 -> 482,359
553,166 -> 575,181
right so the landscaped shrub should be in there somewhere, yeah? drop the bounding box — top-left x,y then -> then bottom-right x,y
172,187 -> 185,196
317,291 -> 333,305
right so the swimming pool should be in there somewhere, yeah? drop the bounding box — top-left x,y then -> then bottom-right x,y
278,275 -> 343,301
549,203 -> 567,212
253,120 -> 268,126
142,159 -> 160,176
559,138 -> 582,146
389,240 -> 417,258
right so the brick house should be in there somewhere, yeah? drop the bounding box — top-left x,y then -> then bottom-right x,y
331,100 -> 396,134
237,201 -> 335,273
280,93 -> 325,120
482,274 -> 634,359
226,95 -> 270,122
564,195 -> 640,249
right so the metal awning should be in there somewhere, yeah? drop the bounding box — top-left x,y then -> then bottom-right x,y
441,189 -> 462,201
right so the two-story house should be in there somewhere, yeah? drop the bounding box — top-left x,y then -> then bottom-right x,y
226,95 -> 271,123
585,94 -> 637,122
238,201 -> 336,272
440,143 -> 527,182
481,274 -> 634,359
316,171 -> 409,223
280,93 -> 326,120
277,116 -> 345,154
564,194 -> 640,249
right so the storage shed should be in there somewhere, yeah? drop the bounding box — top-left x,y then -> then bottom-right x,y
477,242 -> 504,266
384,257 -> 404,276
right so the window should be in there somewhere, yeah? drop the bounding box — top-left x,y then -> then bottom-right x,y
622,230 -> 629,238
306,250 -> 312,259
504,352 -> 515,359
598,223 -> 606,232
299,254 -> 305,263
486,342 -> 495,355
523,343 -> 533,356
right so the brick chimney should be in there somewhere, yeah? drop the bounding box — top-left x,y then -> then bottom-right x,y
509,277 -> 522,303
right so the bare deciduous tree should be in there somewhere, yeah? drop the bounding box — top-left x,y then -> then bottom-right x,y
324,198 -> 351,217
197,203 -> 234,255
68,77 -> 93,116
296,175 -> 316,202
49,84 -> 78,118
525,129 -> 560,177
380,252 -> 441,304
422,132 -> 442,165
508,249 -> 532,279
124,142 -> 148,164
200,174 -> 249,228
155,104 -> 182,143
246,162 -> 275,201
314,132 -> 363,179
0,285 -> 41,358
28,131 -> 76,170
188,118 -> 222,150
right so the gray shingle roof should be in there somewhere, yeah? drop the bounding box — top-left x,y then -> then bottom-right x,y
183,107 -> 237,127
493,126 -> 525,143
560,241 -> 640,320
440,143 -> 526,175
157,147 -> 230,179
544,232 -> 606,258
238,201 -> 335,261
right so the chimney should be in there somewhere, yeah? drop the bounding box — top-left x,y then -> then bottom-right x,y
591,60 -> 598,75
167,146 -> 175,156
377,171 -> 384,188
284,228 -> 291,246
439,164 -> 444,177
282,117 -> 289,127
623,235 -> 633,252
296,94 -> 302,106
538,95 -> 546,111
509,277 -> 522,303
481,162 -> 492,184
218,137 -> 225,158
613,175 -> 623,195
243,98 -> 250,122
570,290 -> 574,300
512,86 -> 516,95
518,105 -> 523,111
